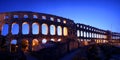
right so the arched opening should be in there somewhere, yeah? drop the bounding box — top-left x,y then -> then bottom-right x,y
32,23 -> 39,34
58,38 -> 61,42
33,15 -> 38,19
84,31 -> 86,37
57,26 -> 62,36
63,27 -> 68,36
42,16 -> 46,20
14,15 -> 18,18
10,39 -> 18,53
50,25 -> 55,35
51,38 -> 55,41
77,30 -> 80,37
1,24 -> 9,36
81,31 -> 83,37
24,15 -> 28,18
42,23 -> 48,35
21,39 -> 29,52
22,22 -> 29,34
32,39 -> 39,51
11,23 -> 19,35
87,32 -> 89,37
42,39 -> 47,44
57,19 -> 61,22
50,17 -> 54,21
4,16 -> 9,19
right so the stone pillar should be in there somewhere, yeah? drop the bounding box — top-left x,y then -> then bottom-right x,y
91,33 -> 93,38
19,22 -> 22,35
47,24 -> 50,35
55,25 -> 57,36
62,26 -> 64,36
28,39 -> 32,52
8,24 -> 12,35
7,39 -> 11,53
29,22 -> 32,35
17,39 -> 22,52
39,23 -> 42,35
7,24 -> 12,52
83,31 -> 84,38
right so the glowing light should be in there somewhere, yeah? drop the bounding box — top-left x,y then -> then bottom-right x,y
42,23 -> 48,35
84,41 -> 88,45
63,20 -> 66,24
42,39 -> 47,44
51,39 -> 55,41
11,39 -> 17,45
63,27 -> 68,36
57,26 -> 62,36
77,30 -> 80,37
50,25 -> 56,35
58,39 -> 61,42
32,39 -> 39,46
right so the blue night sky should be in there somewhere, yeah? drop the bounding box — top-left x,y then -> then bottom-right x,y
0,0 -> 120,32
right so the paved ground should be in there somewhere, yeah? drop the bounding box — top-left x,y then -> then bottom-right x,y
25,53 -> 38,60
60,47 -> 88,60
1,44 -> 120,60
60,44 -> 120,60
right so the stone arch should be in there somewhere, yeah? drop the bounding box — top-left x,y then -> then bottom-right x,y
57,26 -> 62,36
32,22 -> 39,34
1,24 -> 9,36
42,23 -> 48,35
32,39 -> 39,51
63,27 -> 68,36
10,39 -> 18,52
50,25 -> 56,35
22,22 -> 29,34
11,23 -> 19,35
21,39 -> 29,52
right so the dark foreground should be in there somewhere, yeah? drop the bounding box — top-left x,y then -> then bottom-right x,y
0,44 -> 120,60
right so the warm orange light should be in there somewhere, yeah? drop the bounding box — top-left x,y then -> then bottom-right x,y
32,39 -> 39,46
63,27 -> 68,36
63,20 -> 66,24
